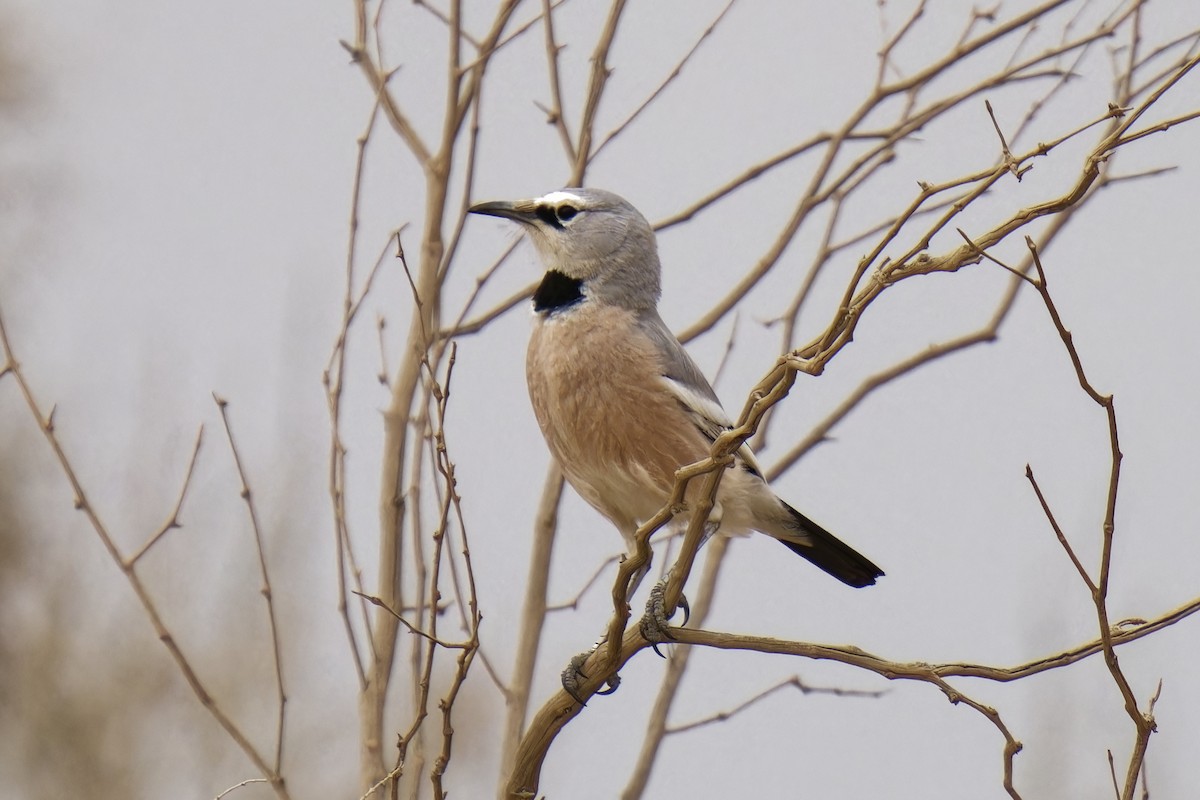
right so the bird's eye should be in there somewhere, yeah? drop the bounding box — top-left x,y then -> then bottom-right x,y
556,204 -> 579,222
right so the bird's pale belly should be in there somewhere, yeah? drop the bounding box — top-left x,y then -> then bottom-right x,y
527,306 -> 712,528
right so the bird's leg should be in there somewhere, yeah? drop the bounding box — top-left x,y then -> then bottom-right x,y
560,531 -> 660,704
639,518 -> 717,647
697,514 -> 720,550
562,515 -> 717,700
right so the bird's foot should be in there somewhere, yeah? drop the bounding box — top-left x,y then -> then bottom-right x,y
639,578 -> 690,656
560,645 -> 620,707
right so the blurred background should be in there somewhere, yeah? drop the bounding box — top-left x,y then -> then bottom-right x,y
1,1 -> 1198,798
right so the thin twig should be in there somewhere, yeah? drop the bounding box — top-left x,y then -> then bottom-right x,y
0,307 -> 289,799
214,394 -> 289,774
538,0 -> 576,163
325,71 -> 398,689
667,674 -> 883,735
353,590 -> 471,650
570,0 -> 628,183
128,425 -> 205,566
498,464 -> 564,784
591,0 -> 739,158
214,778 -> 269,800
1022,237 -> 1153,799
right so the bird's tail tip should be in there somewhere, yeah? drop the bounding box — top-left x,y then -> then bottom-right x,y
776,503 -> 884,588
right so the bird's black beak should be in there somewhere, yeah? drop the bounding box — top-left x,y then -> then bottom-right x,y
467,199 -> 537,224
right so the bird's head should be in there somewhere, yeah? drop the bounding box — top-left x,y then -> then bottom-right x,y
469,188 -> 661,309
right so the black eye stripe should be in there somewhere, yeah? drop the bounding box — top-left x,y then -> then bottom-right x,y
535,202 -> 582,228
535,204 -> 562,228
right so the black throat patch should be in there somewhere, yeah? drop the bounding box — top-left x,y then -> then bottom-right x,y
533,270 -> 584,314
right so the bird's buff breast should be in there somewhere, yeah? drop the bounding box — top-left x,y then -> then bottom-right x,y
526,305 -> 710,525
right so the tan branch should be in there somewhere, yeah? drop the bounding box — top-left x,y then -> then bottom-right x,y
128,425 -> 205,566
0,308 -> 288,798
213,395 -> 289,774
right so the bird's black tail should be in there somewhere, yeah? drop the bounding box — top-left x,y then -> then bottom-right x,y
776,502 -> 883,588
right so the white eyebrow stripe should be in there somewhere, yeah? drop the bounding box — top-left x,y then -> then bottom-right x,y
536,190 -> 586,206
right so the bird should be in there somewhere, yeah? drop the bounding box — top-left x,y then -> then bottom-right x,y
468,188 -> 883,595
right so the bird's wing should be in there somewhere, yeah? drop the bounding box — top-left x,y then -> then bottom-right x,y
636,311 -> 764,476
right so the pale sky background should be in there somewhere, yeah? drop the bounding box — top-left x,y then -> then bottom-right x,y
2,1 -> 1199,798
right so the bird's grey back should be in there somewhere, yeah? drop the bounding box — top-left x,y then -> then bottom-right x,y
636,309 -> 722,406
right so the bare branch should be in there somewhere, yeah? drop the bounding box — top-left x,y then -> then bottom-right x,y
538,0 -> 576,162
1025,465 -> 1097,591
591,0 -> 739,159
324,89 -> 398,690
667,674 -> 884,735
621,535 -> 730,800
498,465 -> 564,784
1020,237 -> 1153,799
214,778 -> 270,800
0,307 -> 289,798
127,425 -> 205,566
570,0 -> 628,183
214,395 -> 289,774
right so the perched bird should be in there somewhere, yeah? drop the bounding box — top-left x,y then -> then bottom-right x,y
469,188 -> 883,591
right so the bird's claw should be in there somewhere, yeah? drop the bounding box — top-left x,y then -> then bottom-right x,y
595,675 -> 621,695
561,652 -> 591,706
560,648 -> 621,706
640,579 -> 690,655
